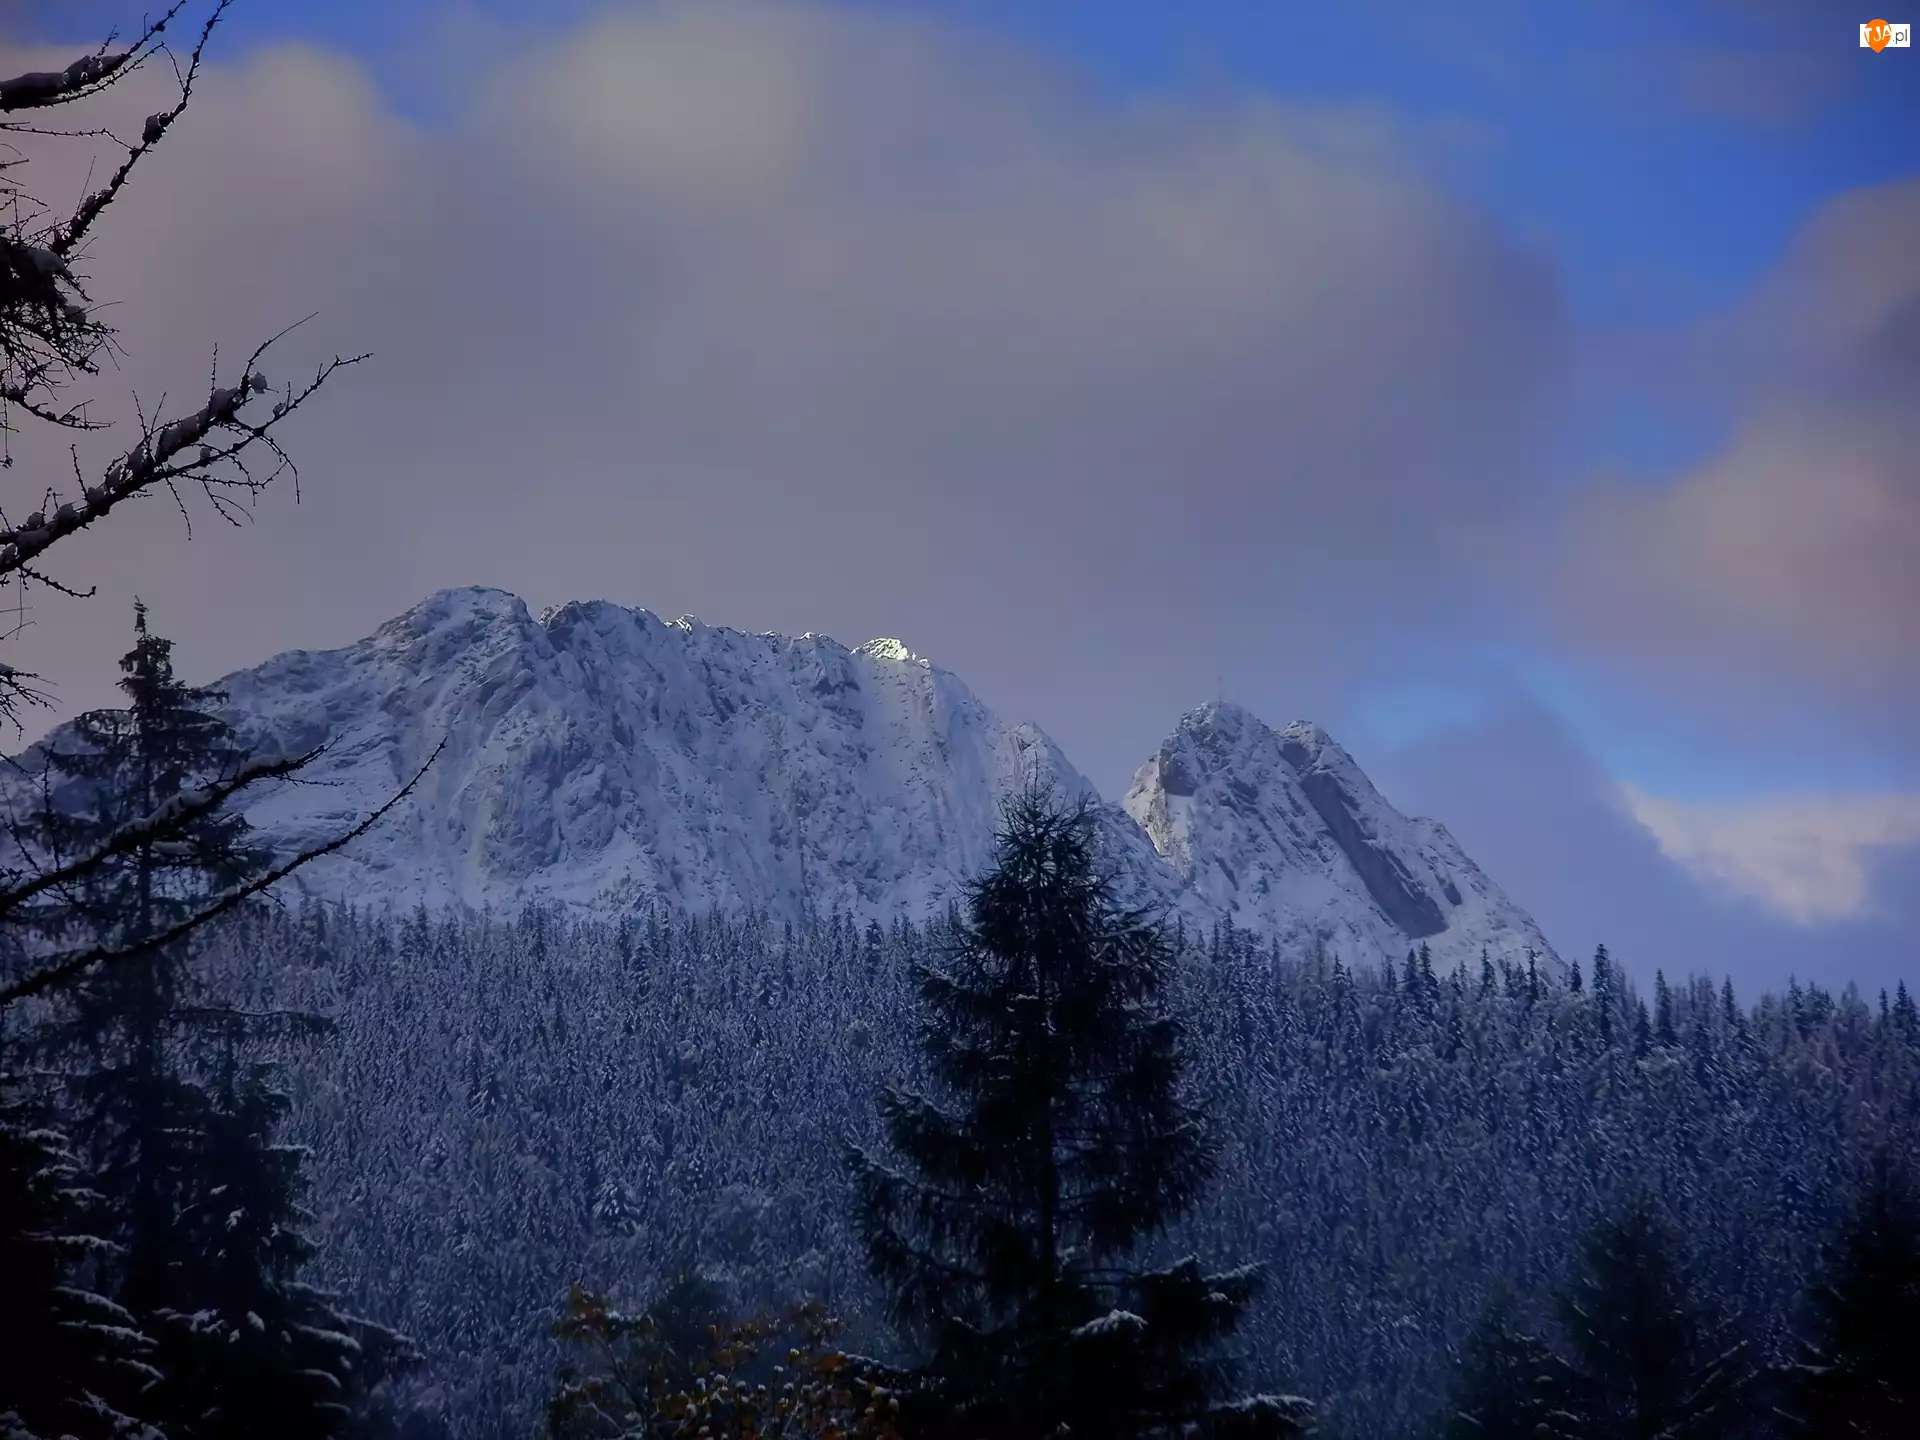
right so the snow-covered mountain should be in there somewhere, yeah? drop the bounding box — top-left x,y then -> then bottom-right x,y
1124,702 -> 1554,973
199,587 -> 1550,969
216,587 -> 1183,925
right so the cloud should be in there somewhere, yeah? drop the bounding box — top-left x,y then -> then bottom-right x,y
1372,700 -> 1920,998
0,0 -> 1567,798
1621,786 -> 1920,924
1546,179 -> 1920,736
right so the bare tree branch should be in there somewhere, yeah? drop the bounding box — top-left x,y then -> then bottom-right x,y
0,738 -> 445,1010
0,659 -> 49,727
0,341 -> 369,580
0,3 -> 386,930
51,1 -> 228,260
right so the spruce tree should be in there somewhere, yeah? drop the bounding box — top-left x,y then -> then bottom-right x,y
1441,1285 -> 1564,1440
26,603 -> 265,1318
1654,972 -> 1677,1049
1591,946 -> 1614,1045
148,1059 -> 412,1439
1783,1157 -> 1920,1437
1553,1201 -> 1750,1440
21,607 -> 410,1436
1893,982 -> 1918,1042
848,790 -> 1297,1439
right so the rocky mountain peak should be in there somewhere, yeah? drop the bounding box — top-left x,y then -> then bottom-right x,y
19,589 -> 1556,971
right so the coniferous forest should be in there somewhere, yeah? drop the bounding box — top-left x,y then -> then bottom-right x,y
188,892 -> 1920,1437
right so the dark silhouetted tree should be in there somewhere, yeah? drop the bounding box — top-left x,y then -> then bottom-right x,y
1782,1156 -> 1920,1437
0,1079 -> 157,1438
29,604 -> 268,1314
11,609 -> 412,1436
147,1058 -> 415,1439
848,789 -> 1302,1439
1554,1201 -> 1751,1440
1441,1284 -> 1564,1440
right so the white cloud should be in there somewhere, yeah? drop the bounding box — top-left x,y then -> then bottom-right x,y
1621,784 -> 1920,924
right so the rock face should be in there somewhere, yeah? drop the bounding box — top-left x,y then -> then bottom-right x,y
47,587 -> 1559,970
215,588 -> 1187,927
1123,702 -> 1555,973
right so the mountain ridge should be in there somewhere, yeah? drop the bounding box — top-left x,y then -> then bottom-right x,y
33,586 -> 1561,970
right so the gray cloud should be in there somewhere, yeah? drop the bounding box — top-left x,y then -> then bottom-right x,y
1544,179 -> 1920,740
1,0 -> 1566,796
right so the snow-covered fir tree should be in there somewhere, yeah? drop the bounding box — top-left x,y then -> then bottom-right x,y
1546,1201 -> 1753,1439
1439,1284 -> 1561,1440
0,1080 -> 158,1440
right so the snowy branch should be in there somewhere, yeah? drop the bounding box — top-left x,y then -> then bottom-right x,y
48,3 -> 228,263
0,4 -> 186,114
1,7 -> 212,447
0,340 -> 366,583
0,738 -> 444,1009
0,3 -> 366,733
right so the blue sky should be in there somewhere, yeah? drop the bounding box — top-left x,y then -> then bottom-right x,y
9,0 -> 1918,993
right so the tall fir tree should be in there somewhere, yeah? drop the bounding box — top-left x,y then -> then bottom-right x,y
848,791 -> 1301,1439
1782,1156 -> 1920,1437
18,607 -> 409,1436
18,603 -> 269,1383
1441,1285 -> 1564,1440
26,603 -> 265,1311
1552,1201 -> 1751,1440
